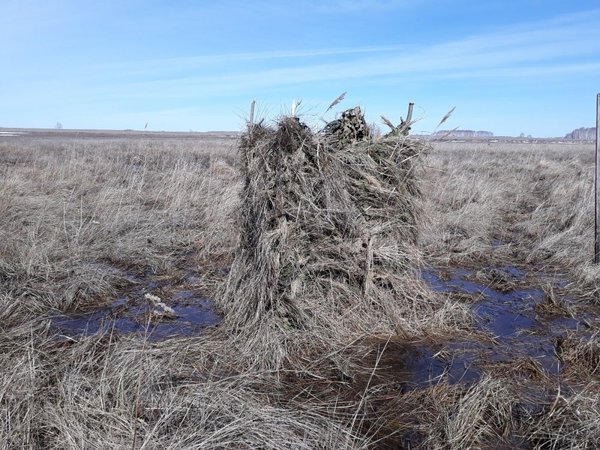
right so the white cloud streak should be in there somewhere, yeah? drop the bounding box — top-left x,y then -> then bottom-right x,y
79,9 -> 600,100
3,9 -> 600,112
290,0 -> 418,13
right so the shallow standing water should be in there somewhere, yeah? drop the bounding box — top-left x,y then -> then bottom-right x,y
52,270 -> 222,341
410,266 -> 592,384
52,263 -> 594,392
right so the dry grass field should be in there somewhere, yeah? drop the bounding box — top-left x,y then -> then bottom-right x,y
1,129 -> 599,449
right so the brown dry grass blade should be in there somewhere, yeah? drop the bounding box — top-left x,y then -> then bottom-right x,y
325,92 -> 347,114
437,106 -> 455,128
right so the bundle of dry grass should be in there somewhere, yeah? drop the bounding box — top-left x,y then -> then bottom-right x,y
558,332 -> 600,379
219,109 -> 434,370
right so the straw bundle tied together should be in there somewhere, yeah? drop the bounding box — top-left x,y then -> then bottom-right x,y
219,108 -> 434,370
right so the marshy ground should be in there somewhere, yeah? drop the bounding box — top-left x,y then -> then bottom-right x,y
1,130 -> 598,449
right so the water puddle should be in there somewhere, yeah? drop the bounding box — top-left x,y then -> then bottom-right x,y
52,271 -> 222,341
360,338 -> 481,389
408,266 -> 594,385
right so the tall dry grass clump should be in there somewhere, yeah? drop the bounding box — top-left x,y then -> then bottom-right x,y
219,111 -> 435,371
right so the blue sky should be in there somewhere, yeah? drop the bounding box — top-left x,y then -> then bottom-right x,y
1,1 -> 599,136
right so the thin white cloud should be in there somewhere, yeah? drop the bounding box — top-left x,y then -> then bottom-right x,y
435,62 -> 600,80
298,0 -> 416,13
93,45 -> 413,79
247,0 -> 419,14
3,9 -> 600,114
74,9 -> 599,100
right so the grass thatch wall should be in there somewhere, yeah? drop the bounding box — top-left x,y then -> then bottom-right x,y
218,111 -> 435,371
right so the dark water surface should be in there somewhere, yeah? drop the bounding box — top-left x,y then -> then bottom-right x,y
52,271 -> 222,341
414,266 -> 591,384
52,263 -> 592,391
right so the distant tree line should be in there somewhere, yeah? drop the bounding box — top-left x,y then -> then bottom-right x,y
433,130 -> 493,138
564,127 -> 595,140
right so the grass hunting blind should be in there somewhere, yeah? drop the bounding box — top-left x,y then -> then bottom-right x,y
218,105 -> 429,369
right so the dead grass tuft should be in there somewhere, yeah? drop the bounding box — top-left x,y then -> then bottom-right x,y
557,332 -> 600,379
527,383 -> 600,450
